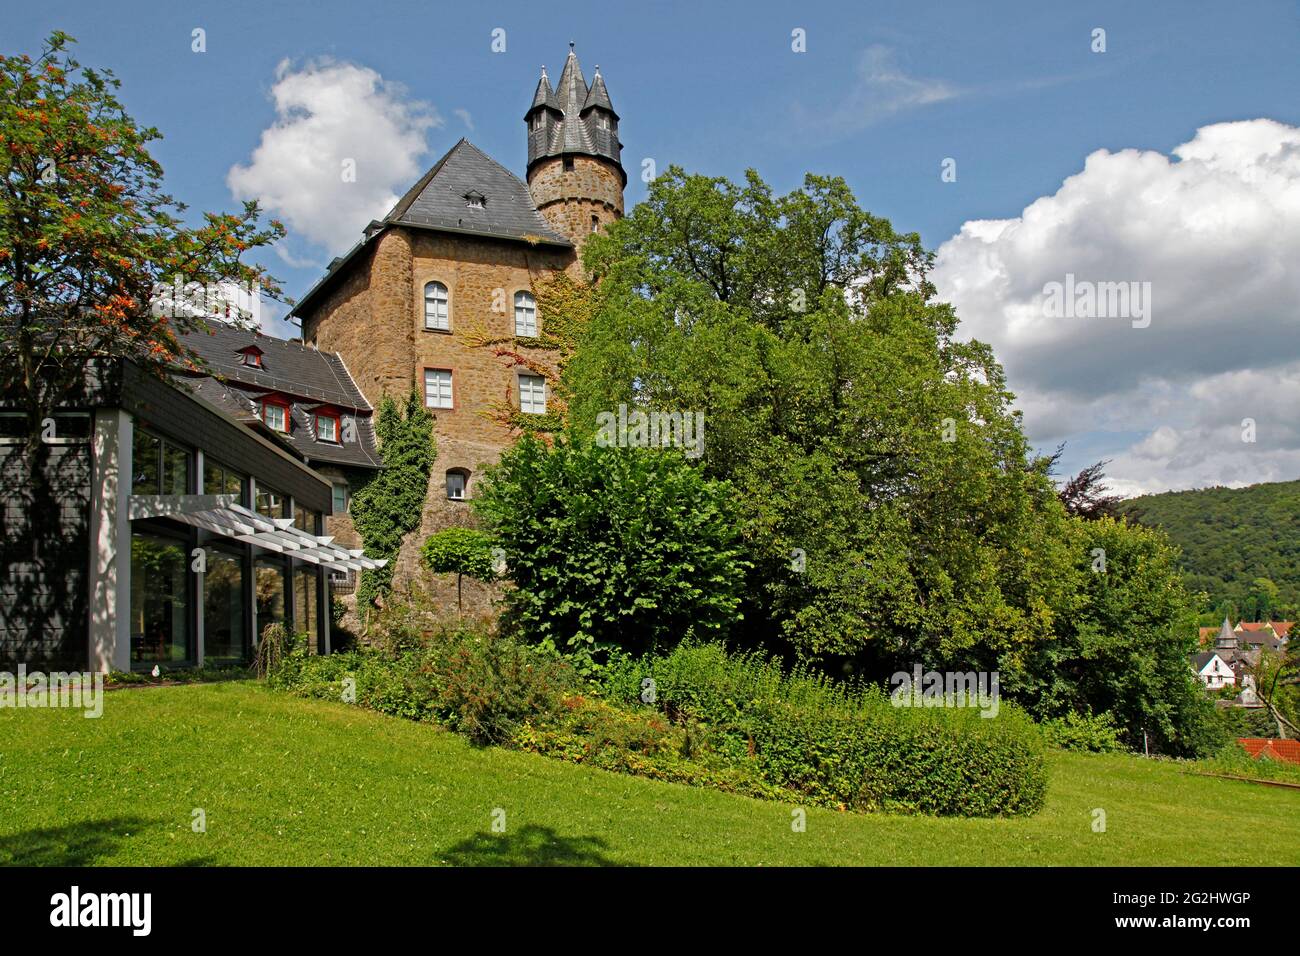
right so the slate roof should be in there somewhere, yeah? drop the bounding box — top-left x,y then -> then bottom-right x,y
525,45 -> 623,176
1192,651 -> 1229,672
385,139 -> 570,246
179,323 -> 381,470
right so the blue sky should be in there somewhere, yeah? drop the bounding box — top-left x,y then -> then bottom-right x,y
9,1 -> 1300,492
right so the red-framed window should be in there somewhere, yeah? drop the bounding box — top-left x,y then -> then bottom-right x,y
239,346 -> 264,369
260,395 -> 291,433
314,408 -> 341,443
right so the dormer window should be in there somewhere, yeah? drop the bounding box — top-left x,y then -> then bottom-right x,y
598,115 -> 609,130
261,397 -> 289,433
239,346 -> 264,369
315,411 -> 340,443
464,190 -> 485,210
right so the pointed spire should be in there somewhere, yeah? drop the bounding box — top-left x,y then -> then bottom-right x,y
582,65 -> 616,115
529,64 -> 558,111
1215,616 -> 1237,649
555,43 -> 588,118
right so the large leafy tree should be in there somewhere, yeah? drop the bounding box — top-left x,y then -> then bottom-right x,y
0,32 -> 284,420
569,167 -> 1075,672
563,165 -> 1211,752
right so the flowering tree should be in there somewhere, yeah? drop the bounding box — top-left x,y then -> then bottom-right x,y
0,31 -> 285,423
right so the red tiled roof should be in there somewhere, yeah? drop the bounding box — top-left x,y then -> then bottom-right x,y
1238,738 -> 1300,765
1238,621 -> 1272,632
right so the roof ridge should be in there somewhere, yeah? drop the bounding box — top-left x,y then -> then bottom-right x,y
384,139 -> 466,222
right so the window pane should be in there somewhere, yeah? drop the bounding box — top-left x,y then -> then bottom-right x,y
424,282 -> 449,330
203,460 -> 223,495
204,548 -> 247,662
446,471 -> 465,500
132,430 -> 161,494
332,483 -> 348,513
223,470 -> 246,504
256,485 -> 285,518
130,532 -> 189,665
255,558 -> 287,644
514,292 -> 536,336
520,374 -> 546,414
293,506 -> 319,534
317,415 -> 337,442
294,565 -> 319,648
423,370 -> 453,409
162,441 -> 190,495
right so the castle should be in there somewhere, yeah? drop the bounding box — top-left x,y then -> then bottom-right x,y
289,44 -> 626,601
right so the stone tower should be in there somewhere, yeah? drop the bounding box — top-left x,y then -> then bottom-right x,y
525,43 -> 626,256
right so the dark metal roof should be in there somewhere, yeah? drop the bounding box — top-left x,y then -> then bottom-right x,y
582,68 -> 616,117
182,323 -> 371,410
385,138 -> 570,245
530,68 -> 559,111
179,324 -> 381,470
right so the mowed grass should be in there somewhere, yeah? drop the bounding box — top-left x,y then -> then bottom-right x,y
1,681 -> 1297,866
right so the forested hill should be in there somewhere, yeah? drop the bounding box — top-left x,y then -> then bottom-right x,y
1122,479 -> 1300,614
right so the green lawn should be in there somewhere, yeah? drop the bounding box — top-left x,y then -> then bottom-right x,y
1,681 -> 1297,866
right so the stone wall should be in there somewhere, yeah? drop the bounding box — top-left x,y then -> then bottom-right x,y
528,154 -> 625,260
303,150 -> 623,618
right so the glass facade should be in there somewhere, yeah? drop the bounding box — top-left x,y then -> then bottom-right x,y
126,424 -> 331,667
203,459 -> 248,504
254,556 -> 288,644
293,565 -> 319,647
255,484 -> 286,519
133,429 -> 191,495
204,547 -> 247,662
130,531 -> 190,665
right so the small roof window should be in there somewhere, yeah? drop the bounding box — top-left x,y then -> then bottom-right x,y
464,190 -> 486,210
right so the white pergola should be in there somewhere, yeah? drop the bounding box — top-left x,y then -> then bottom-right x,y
128,494 -> 387,571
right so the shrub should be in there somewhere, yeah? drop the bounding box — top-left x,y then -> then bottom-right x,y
421,527 -> 498,612
271,616 -> 573,746
474,434 -> 750,667
602,643 -> 1047,817
1040,711 -> 1125,753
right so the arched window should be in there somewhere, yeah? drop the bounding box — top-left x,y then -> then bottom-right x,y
514,291 -> 537,337
424,281 -> 449,331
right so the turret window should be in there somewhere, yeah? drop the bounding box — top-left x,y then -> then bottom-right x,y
424,281 -> 449,331
514,291 -> 537,337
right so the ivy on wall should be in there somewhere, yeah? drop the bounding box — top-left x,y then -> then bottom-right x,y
458,271 -> 595,436
349,390 -> 436,608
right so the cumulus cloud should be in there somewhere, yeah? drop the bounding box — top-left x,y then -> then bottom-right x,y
932,119 -> 1300,494
228,58 -> 440,257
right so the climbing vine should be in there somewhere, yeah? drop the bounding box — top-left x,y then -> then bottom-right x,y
349,390 -> 436,608
459,271 -> 595,437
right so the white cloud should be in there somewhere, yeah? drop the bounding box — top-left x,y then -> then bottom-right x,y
453,108 -> 474,131
932,119 -> 1300,494
799,45 -> 960,134
228,58 -> 439,257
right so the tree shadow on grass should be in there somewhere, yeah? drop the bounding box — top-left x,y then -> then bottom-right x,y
441,824 -> 624,867
0,816 -> 214,867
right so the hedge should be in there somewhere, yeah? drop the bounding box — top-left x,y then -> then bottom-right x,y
601,643 -> 1047,816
